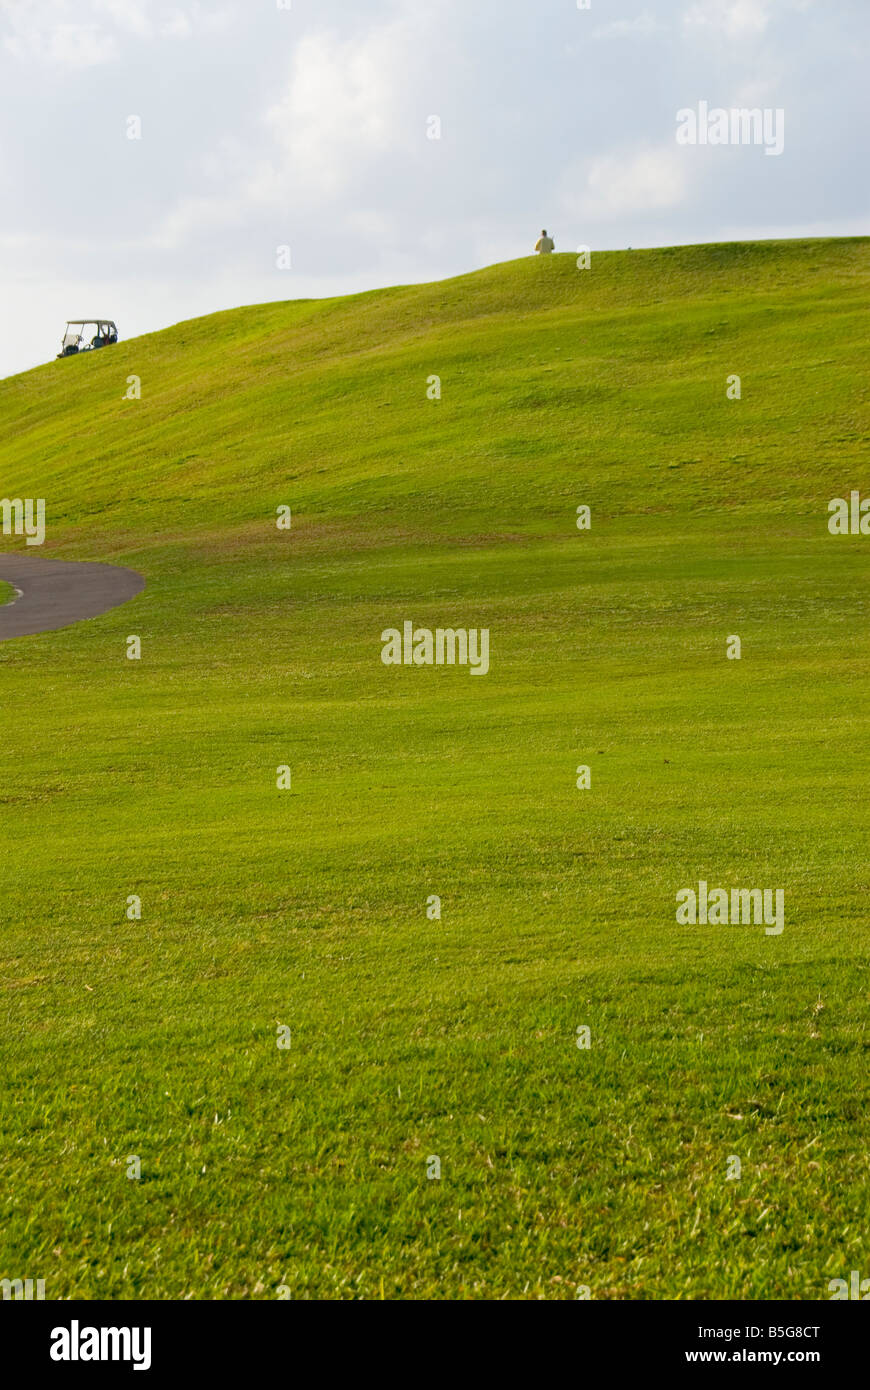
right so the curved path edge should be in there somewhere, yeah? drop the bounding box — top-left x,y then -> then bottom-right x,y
0,554 -> 145,641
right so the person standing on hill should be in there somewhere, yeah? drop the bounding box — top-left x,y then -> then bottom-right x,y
535,229 -> 555,254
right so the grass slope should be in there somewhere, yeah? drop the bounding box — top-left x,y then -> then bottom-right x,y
0,239 -> 868,1300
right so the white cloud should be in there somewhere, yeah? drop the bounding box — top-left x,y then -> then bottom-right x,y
682,0 -> 813,39
0,0 -> 236,65
152,7 -> 452,247
160,10 -> 193,40
593,12 -> 667,40
92,0 -> 151,37
569,146 -> 690,220
0,2 -> 119,67
158,3 -> 236,39
91,0 -> 234,39
731,75 -> 783,106
684,0 -> 771,37
149,194 -> 246,252
261,24 -> 419,200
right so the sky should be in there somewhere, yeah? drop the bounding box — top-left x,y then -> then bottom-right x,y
0,0 -> 867,380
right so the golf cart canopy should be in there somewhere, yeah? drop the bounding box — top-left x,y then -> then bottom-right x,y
59,320 -> 118,357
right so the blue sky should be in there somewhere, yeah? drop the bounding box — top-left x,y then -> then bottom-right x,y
0,0 -> 867,378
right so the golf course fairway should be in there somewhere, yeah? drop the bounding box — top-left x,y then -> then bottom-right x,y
0,239 -> 867,1300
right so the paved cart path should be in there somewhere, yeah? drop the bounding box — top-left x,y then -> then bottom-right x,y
0,554 -> 145,641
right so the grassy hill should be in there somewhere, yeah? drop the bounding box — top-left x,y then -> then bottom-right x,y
0,239 -> 868,1299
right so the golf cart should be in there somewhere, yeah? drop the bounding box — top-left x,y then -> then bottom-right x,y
57,319 -> 119,358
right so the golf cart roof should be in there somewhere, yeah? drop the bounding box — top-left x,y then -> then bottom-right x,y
67,318 -> 116,325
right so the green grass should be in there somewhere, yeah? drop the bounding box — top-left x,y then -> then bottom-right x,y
0,580 -> 13,606
0,239 -> 868,1300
